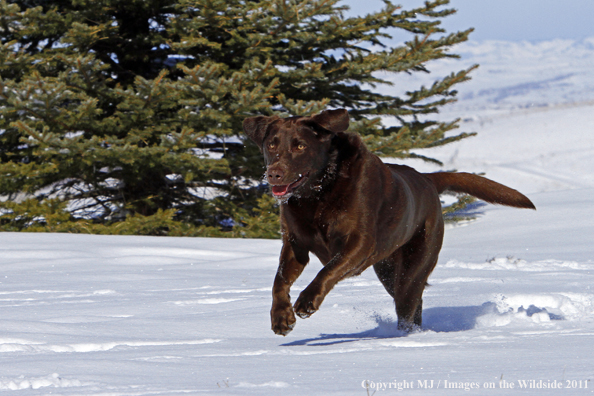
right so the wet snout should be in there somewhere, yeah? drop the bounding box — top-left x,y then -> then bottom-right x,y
265,161 -> 308,197
266,165 -> 285,185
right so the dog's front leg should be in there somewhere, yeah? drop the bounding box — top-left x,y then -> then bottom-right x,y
271,239 -> 309,336
294,236 -> 373,319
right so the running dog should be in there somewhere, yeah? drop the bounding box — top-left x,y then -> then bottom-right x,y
243,109 -> 535,335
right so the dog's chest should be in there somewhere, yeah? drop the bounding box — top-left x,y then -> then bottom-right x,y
282,199 -> 349,263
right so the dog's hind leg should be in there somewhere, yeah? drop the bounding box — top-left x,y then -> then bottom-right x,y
373,250 -> 401,300
396,218 -> 444,331
375,217 -> 444,332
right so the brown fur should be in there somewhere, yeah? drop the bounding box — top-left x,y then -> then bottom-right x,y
243,109 -> 535,336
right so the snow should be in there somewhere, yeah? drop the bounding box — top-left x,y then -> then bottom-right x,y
1,38 -> 594,394
376,38 -> 594,112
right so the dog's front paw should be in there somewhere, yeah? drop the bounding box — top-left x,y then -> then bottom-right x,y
293,290 -> 324,319
271,303 -> 296,336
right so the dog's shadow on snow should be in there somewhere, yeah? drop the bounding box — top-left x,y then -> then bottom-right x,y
281,303 -> 495,347
283,302 -> 565,346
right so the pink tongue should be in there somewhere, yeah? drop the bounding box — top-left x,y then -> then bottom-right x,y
272,185 -> 289,196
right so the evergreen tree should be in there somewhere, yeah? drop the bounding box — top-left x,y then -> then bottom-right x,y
0,0 -> 476,237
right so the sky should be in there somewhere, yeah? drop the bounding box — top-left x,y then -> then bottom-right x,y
341,0 -> 594,42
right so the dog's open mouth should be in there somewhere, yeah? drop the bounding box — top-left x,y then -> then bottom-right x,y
271,173 -> 308,197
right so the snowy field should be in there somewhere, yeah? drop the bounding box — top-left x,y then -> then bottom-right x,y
1,38 -> 594,394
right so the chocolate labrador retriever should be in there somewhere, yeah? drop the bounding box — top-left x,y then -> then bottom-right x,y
243,109 -> 535,336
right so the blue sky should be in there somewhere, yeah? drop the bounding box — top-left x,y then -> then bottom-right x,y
341,0 -> 594,41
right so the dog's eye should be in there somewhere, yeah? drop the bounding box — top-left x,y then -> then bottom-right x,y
268,143 -> 276,150
296,144 -> 306,151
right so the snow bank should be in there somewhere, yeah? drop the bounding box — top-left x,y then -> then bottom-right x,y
0,373 -> 82,391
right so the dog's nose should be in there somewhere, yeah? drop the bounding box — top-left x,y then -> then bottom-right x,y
267,168 -> 284,184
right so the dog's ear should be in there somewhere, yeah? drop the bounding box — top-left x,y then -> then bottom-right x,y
311,109 -> 349,133
243,115 -> 278,150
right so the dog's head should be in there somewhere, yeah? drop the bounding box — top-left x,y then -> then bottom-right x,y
243,109 -> 349,201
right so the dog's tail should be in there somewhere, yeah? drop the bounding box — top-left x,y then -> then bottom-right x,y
424,172 -> 536,209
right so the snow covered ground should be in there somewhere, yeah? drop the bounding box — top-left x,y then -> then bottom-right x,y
1,38 -> 594,394
378,38 -> 594,111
